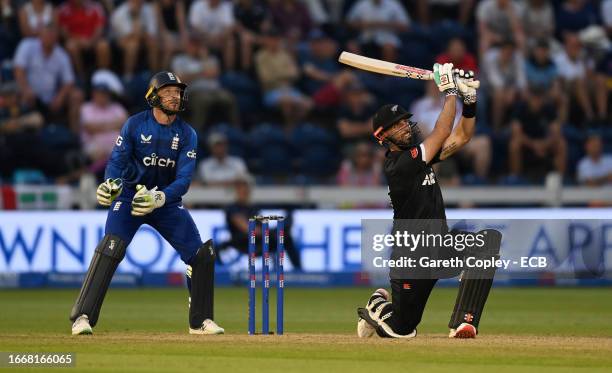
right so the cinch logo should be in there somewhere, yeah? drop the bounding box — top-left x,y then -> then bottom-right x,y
143,153 -> 176,168
422,171 -> 436,186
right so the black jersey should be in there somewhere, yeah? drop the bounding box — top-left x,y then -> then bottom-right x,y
384,144 -> 446,220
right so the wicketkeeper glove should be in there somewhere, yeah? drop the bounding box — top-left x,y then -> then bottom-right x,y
454,69 -> 478,105
96,178 -> 123,207
433,63 -> 458,96
131,184 -> 166,216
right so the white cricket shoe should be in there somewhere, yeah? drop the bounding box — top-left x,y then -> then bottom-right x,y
449,322 -> 477,338
71,314 -> 93,335
357,288 -> 389,338
189,319 -> 225,335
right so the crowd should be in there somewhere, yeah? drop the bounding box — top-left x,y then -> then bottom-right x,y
0,0 -> 611,190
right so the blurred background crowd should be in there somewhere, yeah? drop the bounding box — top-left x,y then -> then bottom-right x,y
0,0 -> 611,192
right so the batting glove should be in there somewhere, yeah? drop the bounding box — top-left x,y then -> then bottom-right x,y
454,69 -> 478,105
131,184 -> 166,216
96,178 -> 123,207
433,63 -> 458,96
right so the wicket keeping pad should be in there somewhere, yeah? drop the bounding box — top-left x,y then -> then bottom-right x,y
70,234 -> 127,327
188,239 -> 216,328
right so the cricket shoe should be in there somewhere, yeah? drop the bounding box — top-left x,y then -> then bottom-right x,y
449,323 -> 477,339
357,288 -> 389,337
357,289 -> 416,339
71,314 -> 93,335
189,319 -> 225,335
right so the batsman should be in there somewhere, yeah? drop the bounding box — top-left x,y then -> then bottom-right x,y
70,71 -> 224,335
357,63 -> 502,339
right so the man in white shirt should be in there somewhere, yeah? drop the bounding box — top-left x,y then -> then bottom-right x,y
346,0 -> 410,62
13,24 -> 83,132
577,134 -> 612,186
198,132 -> 247,185
188,0 -> 236,70
110,0 -> 158,79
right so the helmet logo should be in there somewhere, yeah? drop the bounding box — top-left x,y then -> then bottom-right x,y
391,105 -> 398,112
167,72 -> 176,81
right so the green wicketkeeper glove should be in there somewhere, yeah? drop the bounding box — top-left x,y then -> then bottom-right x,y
131,184 -> 166,216
96,178 -> 123,207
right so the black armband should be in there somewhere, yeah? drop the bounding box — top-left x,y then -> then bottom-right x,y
462,103 -> 476,118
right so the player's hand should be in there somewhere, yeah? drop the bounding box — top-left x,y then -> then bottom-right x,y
96,178 -> 123,207
433,63 -> 457,96
454,69 -> 478,105
131,184 -> 166,216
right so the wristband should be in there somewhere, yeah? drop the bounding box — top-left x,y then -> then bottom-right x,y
462,103 -> 476,118
444,88 -> 458,97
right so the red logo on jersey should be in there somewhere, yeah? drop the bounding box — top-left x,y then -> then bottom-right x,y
410,148 -> 418,159
403,283 -> 411,289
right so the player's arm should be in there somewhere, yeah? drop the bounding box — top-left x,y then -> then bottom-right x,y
420,63 -> 458,164
105,119 -> 134,180
438,69 -> 479,161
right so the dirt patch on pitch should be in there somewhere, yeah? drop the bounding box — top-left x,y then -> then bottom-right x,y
4,332 -> 611,351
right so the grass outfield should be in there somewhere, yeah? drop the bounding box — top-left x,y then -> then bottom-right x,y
0,287 -> 611,372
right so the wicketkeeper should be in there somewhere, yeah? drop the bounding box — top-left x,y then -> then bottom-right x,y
70,71 -> 223,335
357,64 -> 502,339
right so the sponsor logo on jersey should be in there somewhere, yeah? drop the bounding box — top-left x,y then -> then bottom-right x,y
143,153 -> 176,168
422,171 -> 436,186
186,149 -> 197,159
410,147 -> 418,159
113,201 -> 122,211
116,136 -> 123,146
141,134 -> 152,144
171,134 -> 179,150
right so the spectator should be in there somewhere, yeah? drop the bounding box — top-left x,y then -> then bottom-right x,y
346,0 -> 410,62
602,0 -> 612,37
18,0 -> 54,38
255,29 -> 312,126
197,132 -> 247,186
300,29 -> 340,95
188,0 -> 236,70
525,38 -> 567,122
79,81 -> 127,176
435,37 -> 478,73
0,81 -> 50,178
418,0 -> 475,26
553,33 -> 595,125
518,0 -> 555,47
476,0 -> 524,56
336,141 -> 382,186
110,0 -> 159,80
13,24 -> 83,132
269,0 -> 312,44
1,0 -> 20,62
301,0 -> 330,29
577,134 -> 612,186
595,46 -> 612,122
219,173 -> 302,269
508,86 -> 567,179
483,38 -> 527,130
336,80 -> 376,145
411,80 -> 491,180
233,0 -> 269,71
57,0 -> 109,82
171,33 -> 239,128
155,0 -> 188,70
555,0 -> 598,38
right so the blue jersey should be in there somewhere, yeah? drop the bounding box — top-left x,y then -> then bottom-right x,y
105,110 -> 198,206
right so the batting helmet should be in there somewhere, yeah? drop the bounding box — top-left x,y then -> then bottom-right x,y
372,104 -> 419,147
145,71 -> 187,114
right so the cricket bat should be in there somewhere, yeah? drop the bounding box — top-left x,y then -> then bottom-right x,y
338,51 -> 480,88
